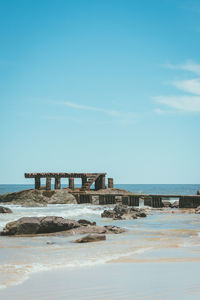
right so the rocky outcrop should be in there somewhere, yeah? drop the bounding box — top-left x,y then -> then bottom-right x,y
101,205 -> 148,220
0,206 -> 12,213
0,189 -> 77,205
1,216 -> 126,236
74,234 -> 106,243
1,217 -> 80,235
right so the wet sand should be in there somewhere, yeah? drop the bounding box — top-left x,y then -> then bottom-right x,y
1,261 -> 200,300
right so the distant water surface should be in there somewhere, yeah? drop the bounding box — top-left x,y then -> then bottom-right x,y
0,184 -> 200,195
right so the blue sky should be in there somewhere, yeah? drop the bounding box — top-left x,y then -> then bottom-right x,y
1,0 -> 200,184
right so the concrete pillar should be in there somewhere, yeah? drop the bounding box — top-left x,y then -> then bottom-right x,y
81,176 -> 87,188
152,196 -> 163,208
69,178 -> 74,189
100,175 -> 106,189
35,176 -> 41,189
95,175 -> 106,190
95,178 -> 99,191
55,177 -> 61,189
108,178 -> 114,189
46,177 -> 51,190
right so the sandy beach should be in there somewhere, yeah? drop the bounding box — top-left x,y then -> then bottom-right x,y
1,261 -> 200,300
1,194 -> 200,299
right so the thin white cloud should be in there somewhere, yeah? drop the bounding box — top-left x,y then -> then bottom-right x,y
155,96 -> 200,112
165,61 -> 200,75
172,78 -> 200,95
155,60 -> 200,113
59,101 -> 121,117
154,108 -> 168,115
54,101 -> 138,124
43,115 -> 80,122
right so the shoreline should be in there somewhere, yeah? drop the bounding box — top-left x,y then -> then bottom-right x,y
1,261 -> 200,300
1,185 -> 200,299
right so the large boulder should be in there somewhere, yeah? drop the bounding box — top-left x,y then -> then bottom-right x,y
1,216 -> 126,236
0,189 -> 77,205
1,216 -> 80,236
74,234 -> 106,243
0,206 -> 12,213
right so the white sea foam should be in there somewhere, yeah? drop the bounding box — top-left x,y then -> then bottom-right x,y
0,247 -> 152,290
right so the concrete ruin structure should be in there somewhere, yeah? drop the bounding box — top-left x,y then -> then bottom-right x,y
73,193 -> 200,208
25,172 -> 114,191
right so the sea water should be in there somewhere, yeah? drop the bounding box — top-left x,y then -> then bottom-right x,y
0,184 -> 200,294
1,183 -> 200,195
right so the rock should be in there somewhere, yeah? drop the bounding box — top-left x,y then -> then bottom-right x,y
137,212 -> 147,218
1,216 -> 80,236
162,201 -> 171,208
197,190 -> 200,195
0,206 -> 12,213
78,219 -> 96,226
104,225 -> 126,234
101,210 -> 115,218
101,205 -> 148,220
170,201 -> 179,208
1,216 -> 126,237
46,241 -> 55,245
67,225 -> 107,236
91,195 -> 99,205
195,205 -> 200,214
74,234 -> 106,243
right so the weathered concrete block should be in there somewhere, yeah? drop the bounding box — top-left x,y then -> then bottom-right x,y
122,196 -> 129,206
179,196 -> 200,208
129,196 -> 139,207
91,195 -> 99,205
79,194 -> 91,204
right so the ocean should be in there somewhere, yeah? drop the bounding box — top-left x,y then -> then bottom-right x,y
1,183 -> 200,195
0,184 -> 200,299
